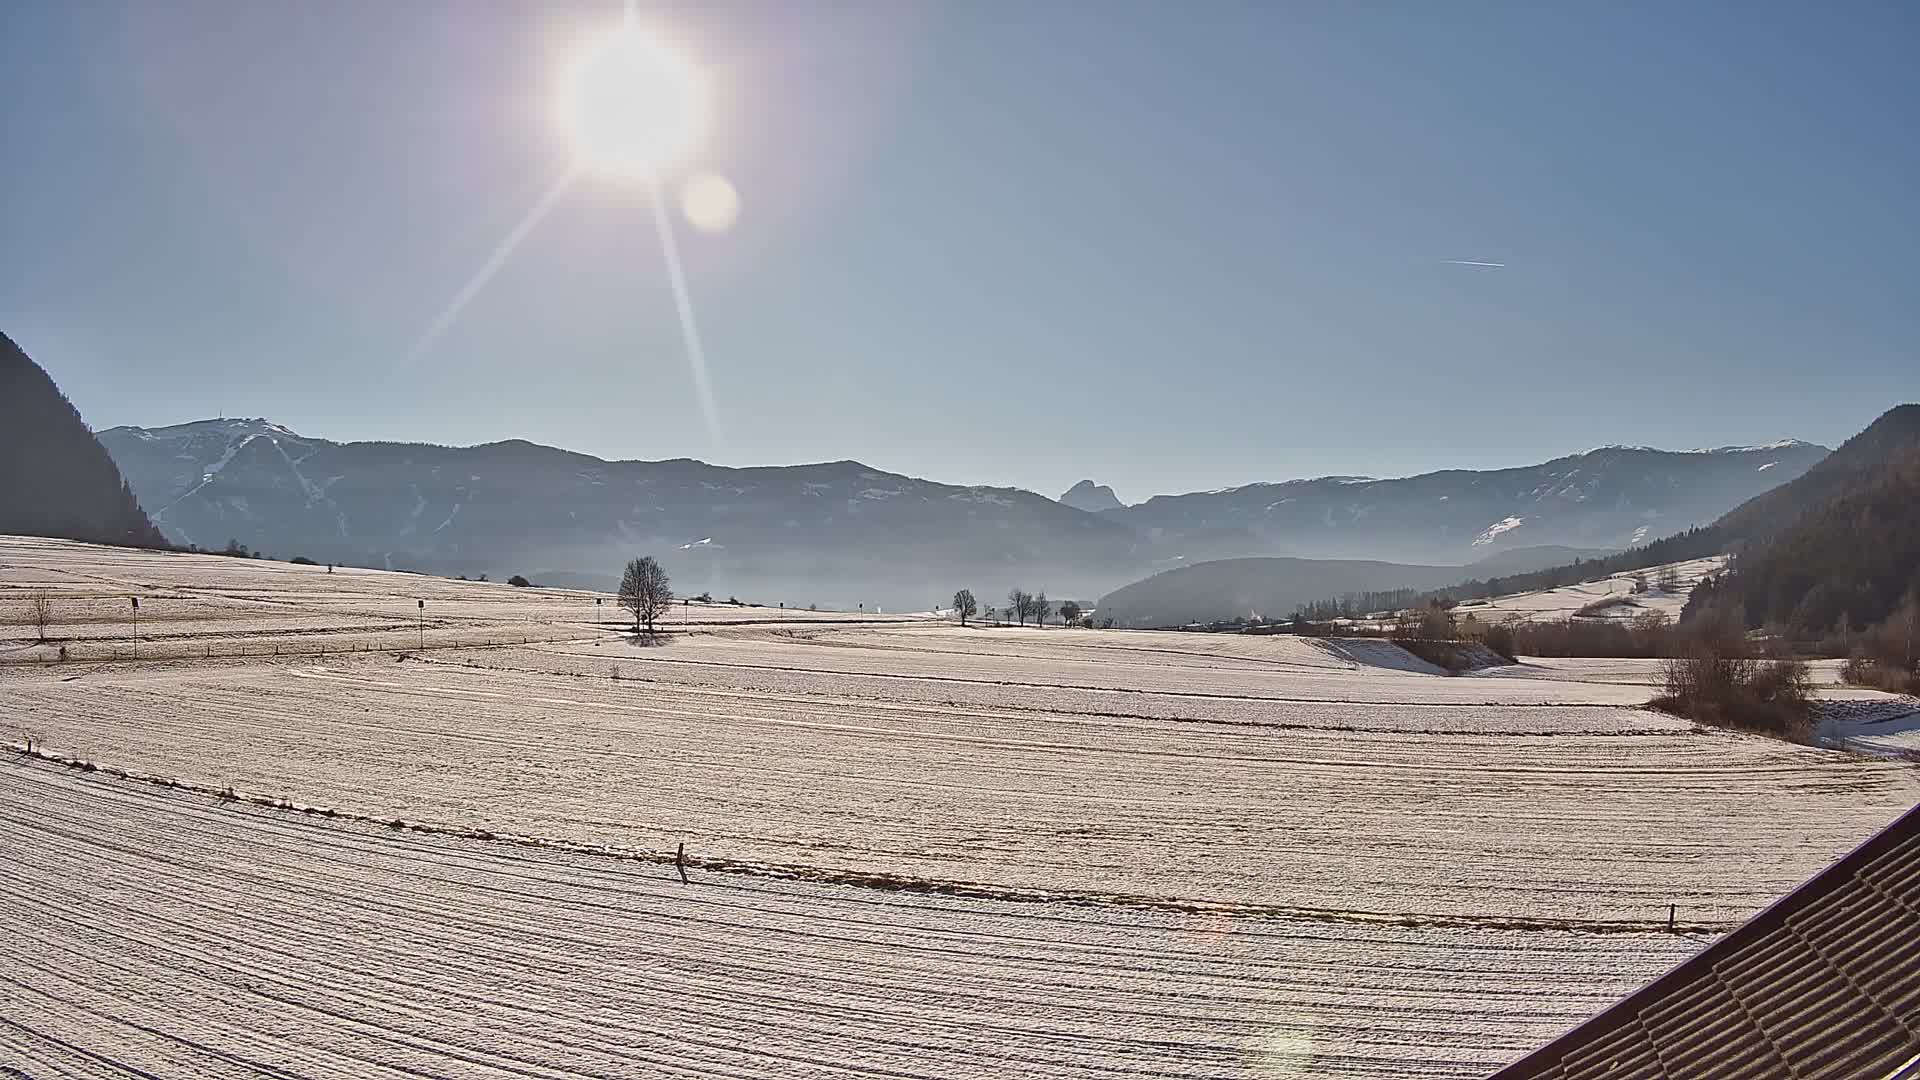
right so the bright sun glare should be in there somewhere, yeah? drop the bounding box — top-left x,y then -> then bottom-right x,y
558,26 -> 709,179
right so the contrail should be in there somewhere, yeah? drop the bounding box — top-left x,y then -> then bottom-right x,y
1443,259 -> 1506,269
409,167 -> 582,363
648,177 -> 724,448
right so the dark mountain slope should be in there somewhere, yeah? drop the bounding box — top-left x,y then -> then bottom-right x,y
0,332 -> 165,548
1713,404 -> 1920,546
1687,407 -> 1920,634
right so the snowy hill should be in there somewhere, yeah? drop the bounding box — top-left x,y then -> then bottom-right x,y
1107,442 -> 1827,564
1450,556 -> 1729,625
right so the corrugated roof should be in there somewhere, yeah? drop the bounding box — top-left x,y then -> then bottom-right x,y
1488,802 -> 1920,1080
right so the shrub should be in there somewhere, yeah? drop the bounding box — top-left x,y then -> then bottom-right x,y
1750,656 -> 1815,704
1654,651 -> 1815,741
1500,612 -> 1680,659
1395,639 -> 1473,673
508,575 -> 532,588
1478,621 -> 1518,662
1842,654 -> 1920,694
290,556 -> 317,566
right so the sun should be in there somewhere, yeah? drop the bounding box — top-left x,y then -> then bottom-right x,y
558,26 -> 709,180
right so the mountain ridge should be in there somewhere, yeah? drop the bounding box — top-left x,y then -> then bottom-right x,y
1105,442 -> 1828,564
99,416 -> 1831,611
99,418 -> 1142,610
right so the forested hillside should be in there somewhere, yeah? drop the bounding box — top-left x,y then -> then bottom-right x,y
0,332 -> 166,549
1688,444 -> 1919,636
1713,404 -> 1920,546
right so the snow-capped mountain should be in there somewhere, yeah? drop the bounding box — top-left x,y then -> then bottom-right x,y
1102,442 -> 1829,565
98,420 -> 1146,609
98,420 -> 1828,608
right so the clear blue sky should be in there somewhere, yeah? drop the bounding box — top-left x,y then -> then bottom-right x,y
4,1 -> 1915,502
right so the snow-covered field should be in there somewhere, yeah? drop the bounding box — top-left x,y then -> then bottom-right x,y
0,535 -> 919,662
2,536 -> 1916,1079
0,758 -> 1697,1079
1450,555 -> 1728,625
1818,699 -> 1920,756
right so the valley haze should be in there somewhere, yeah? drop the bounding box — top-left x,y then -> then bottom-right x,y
101,417 -> 1825,614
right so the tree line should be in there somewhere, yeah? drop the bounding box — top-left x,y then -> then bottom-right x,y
950,588 -> 1084,628
1683,445 -> 1920,689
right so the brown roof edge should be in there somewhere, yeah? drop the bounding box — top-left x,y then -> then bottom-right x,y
1484,800 -> 1920,1079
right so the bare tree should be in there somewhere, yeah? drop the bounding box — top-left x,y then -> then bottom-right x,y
1007,588 -> 1031,626
1032,591 -> 1051,628
29,590 -> 52,642
1058,600 -> 1082,627
952,588 -> 978,626
618,556 -> 673,634
1655,565 -> 1682,593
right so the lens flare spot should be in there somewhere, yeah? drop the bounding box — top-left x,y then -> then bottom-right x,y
1245,1025 -> 1319,1078
681,173 -> 740,233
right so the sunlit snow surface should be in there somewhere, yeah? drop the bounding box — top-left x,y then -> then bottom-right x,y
2,535 -> 1915,1079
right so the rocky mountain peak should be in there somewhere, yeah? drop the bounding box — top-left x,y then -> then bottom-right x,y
1059,480 -> 1123,513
